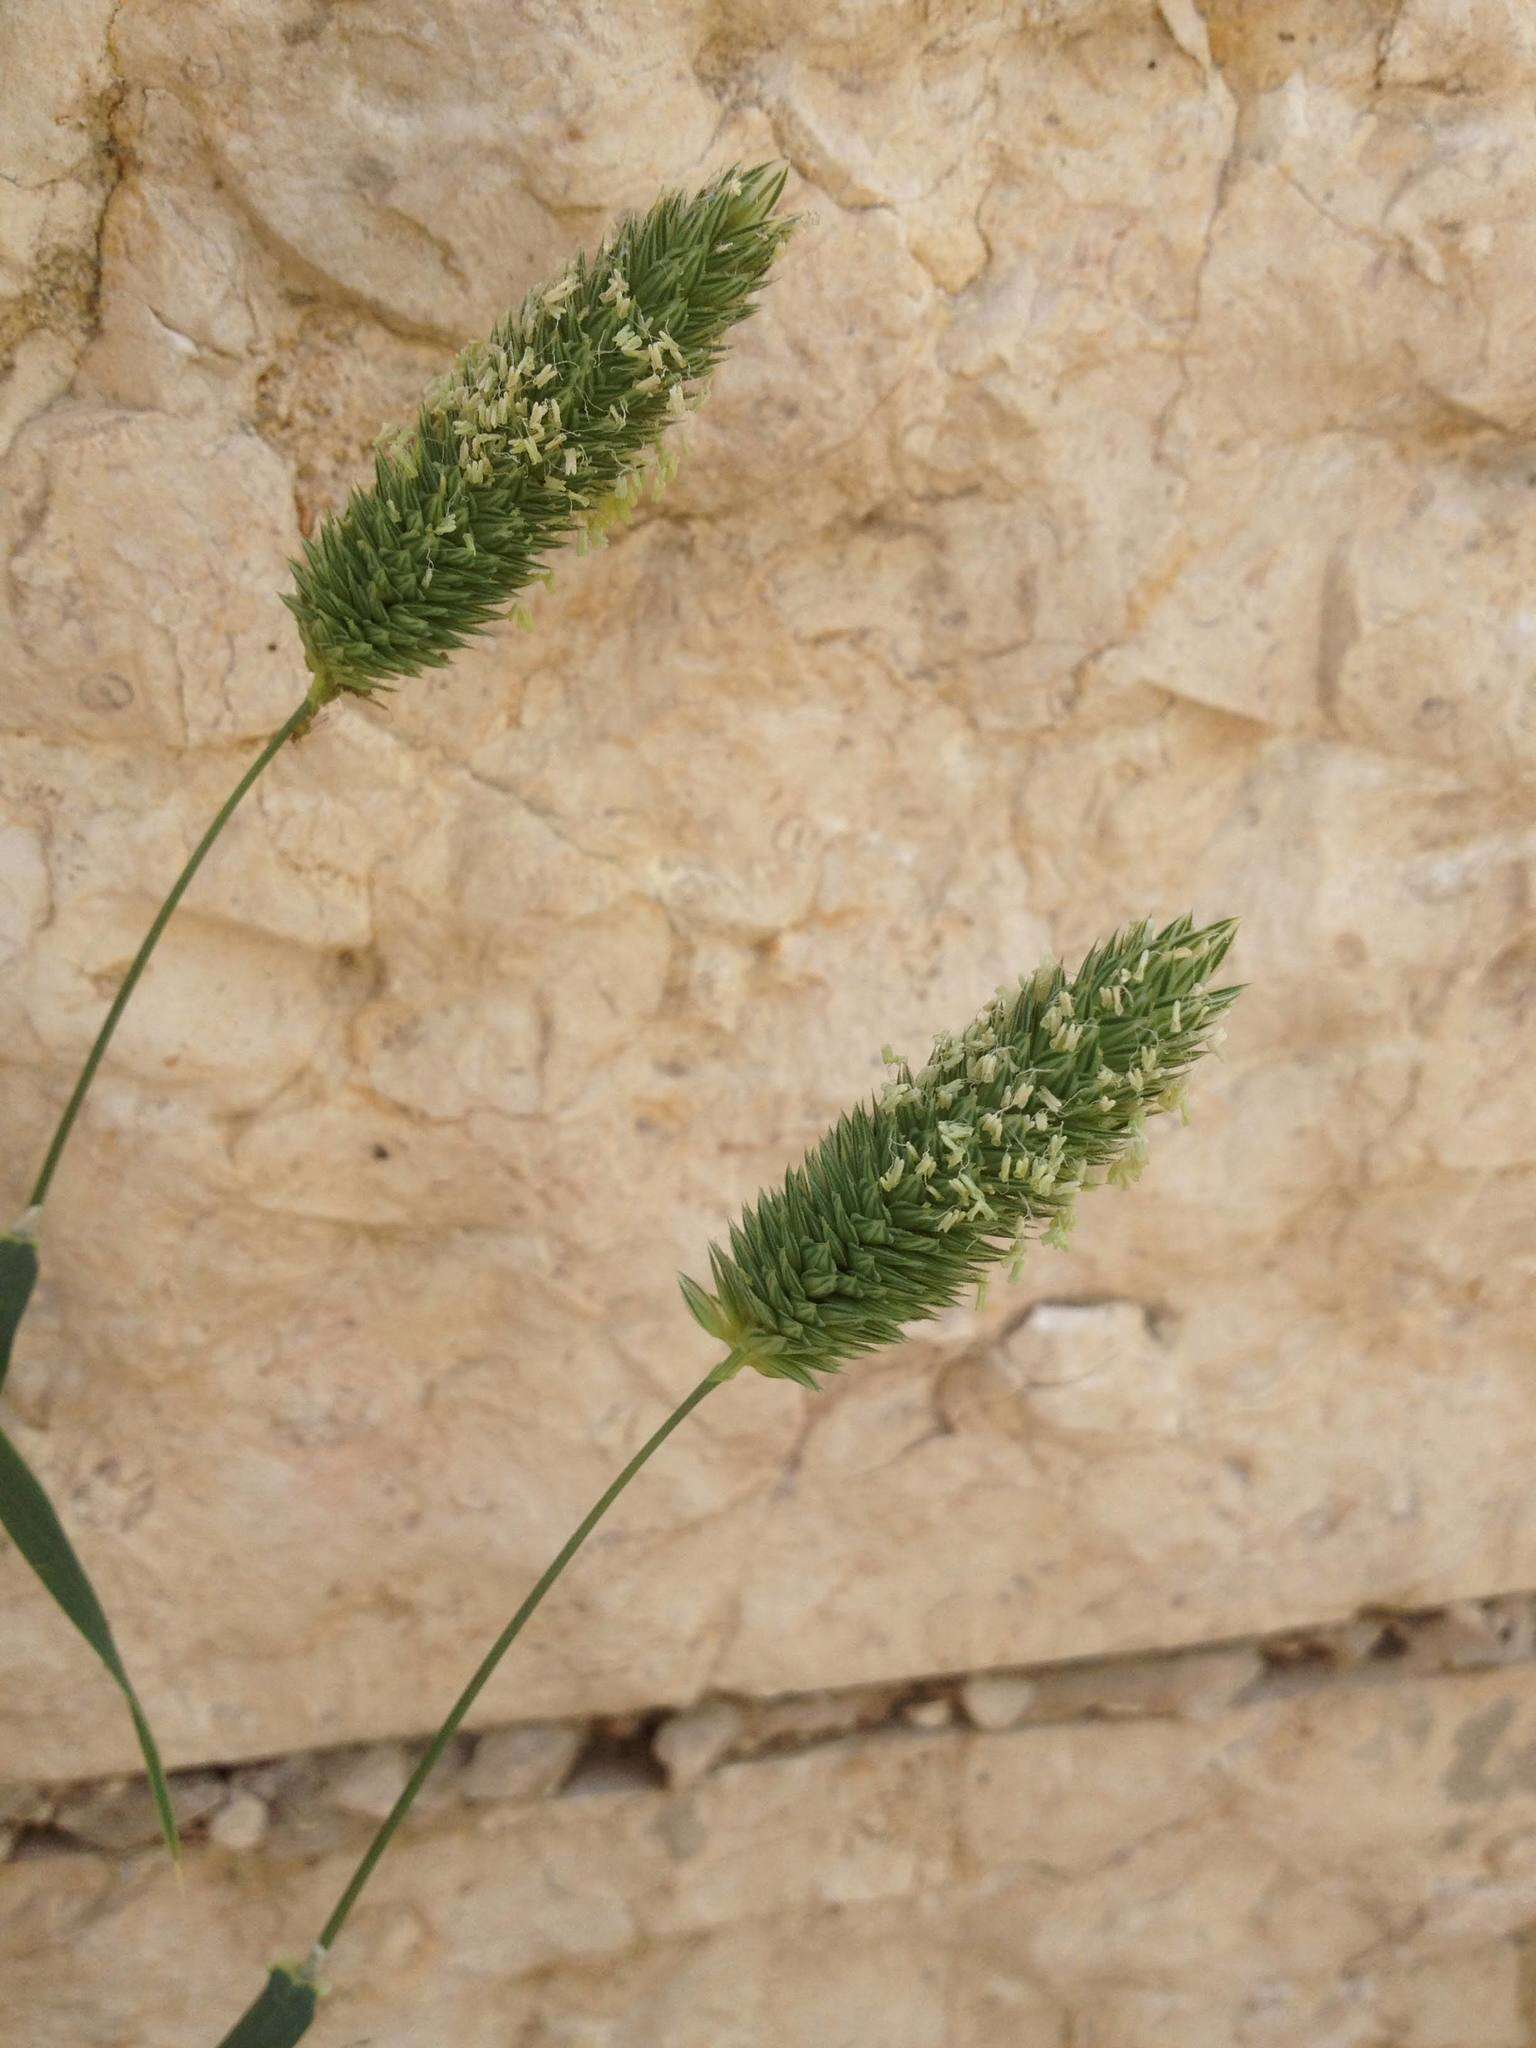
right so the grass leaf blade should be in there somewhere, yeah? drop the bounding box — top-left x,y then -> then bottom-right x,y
0,1425 -> 180,1859
0,1235 -> 39,1395
215,1969 -> 319,2046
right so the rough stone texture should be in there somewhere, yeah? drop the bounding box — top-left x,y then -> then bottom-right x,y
4,0 -> 1535,1778
6,1662 -> 1536,2045
2,1599 -> 1535,2037
2,0 -> 1536,2035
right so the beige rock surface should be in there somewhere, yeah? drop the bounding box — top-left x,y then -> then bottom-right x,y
5,1661 -> 1536,2045
0,0 -> 1532,1768
2,1 -> 1535,2029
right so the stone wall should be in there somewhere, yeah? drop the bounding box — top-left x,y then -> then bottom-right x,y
1,0 -> 1533,2041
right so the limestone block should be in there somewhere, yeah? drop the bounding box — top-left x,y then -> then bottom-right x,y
0,0 -> 1532,1808
4,1664 -> 1536,2044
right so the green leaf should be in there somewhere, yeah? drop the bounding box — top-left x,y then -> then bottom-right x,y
0,1426 -> 179,1860
0,1235 -> 39,1395
216,1969 -> 319,2047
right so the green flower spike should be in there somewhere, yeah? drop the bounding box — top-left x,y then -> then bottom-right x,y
682,914 -> 1243,1388
286,161 -> 796,706
215,914 -> 1240,2043
6,165 -> 794,1880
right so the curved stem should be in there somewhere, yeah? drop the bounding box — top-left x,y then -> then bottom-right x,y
313,1360 -> 732,1958
28,701 -> 312,1210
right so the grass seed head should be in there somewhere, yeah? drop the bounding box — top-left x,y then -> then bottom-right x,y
682,915 -> 1242,1388
286,163 -> 794,703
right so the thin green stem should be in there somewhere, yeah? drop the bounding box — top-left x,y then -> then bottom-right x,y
27,700 -> 313,1211
312,1359 -> 734,1959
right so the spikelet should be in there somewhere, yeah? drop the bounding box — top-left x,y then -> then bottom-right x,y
285,164 -> 794,702
681,916 -> 1242,1388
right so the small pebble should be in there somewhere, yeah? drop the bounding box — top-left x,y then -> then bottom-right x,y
209,1791 -> 269,1853
902,1697 -> 953,1731
959,1673 -> 1037,1732
460,1723 -> 583,1804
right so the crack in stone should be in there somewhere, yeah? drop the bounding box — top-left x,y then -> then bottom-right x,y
13,1587 -> 1536,1865
1152,42 -> 1244,473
